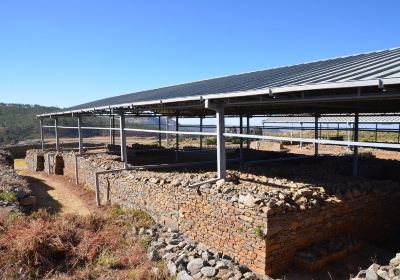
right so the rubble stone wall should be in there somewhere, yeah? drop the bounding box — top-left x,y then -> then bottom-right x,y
25,149 -> 400,276
264,190 -> 400,274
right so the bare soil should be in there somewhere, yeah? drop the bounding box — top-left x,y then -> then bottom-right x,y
18,170 -> 95,216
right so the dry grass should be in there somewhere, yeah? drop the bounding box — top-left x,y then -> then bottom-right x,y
13,159 -> 26,171
0,206 -> 171,280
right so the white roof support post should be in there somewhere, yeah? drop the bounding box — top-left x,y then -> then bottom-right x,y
314,115 -> 319,156
205,99 -> 226,180
216,106 -> 226,179
158,116 -> 162,147
239,115 -> 244,168
199,116 -> 203,150
109,116 -> 115,145
77,116 -> 83,156
290,123 -> 294,144
55,118 -> 59,151
39,119 -> 44,151
246,116 -> 250,149
337,123 -> 340,138
119,112 -> 127,168
165,117 -> 169,147
352,112 -> 359,177
398,124 -> 400,143
175,115 -> 179,162
300,122 -> 303,149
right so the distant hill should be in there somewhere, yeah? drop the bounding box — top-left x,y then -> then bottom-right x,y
0,103 -> 179,146
0,103 -> 59,145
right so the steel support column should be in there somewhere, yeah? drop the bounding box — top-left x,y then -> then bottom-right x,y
199,116 -> 203,150
158,116 -> 162,147
337,123 -> 340,138
175,115 -> 179,162
205,100 -> 226,179
300,122 -> 303,149
347,122 -> 351,145
109,116 -> 115,145
216,106 -> 226,179
352,113 -> 359,177
290,123 -> 293,144
239,115 -> 244,167
40,119 -> 44,151
314,115 -> 319,156
165,117 -> 169,147
77,116 -> 83,155
112,116 -> 115,145
397,124 -> 400,143
119,113 -> 127,168
246,116 -> 250,149
55,118 -> 59,151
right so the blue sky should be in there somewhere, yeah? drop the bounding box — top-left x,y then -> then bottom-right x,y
1,0 -> 399,108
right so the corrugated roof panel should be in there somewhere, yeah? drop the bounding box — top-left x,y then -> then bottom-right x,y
66,47 -> 400,111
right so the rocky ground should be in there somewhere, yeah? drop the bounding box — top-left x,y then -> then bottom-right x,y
140,223 -> 273,280
353,254 -> 400,280
0,150 -> 34,213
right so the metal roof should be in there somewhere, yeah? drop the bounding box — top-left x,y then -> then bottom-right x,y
41,47 -> 400,117
262,114 -> 400,124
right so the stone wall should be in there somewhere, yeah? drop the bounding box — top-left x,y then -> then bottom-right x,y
25,149 -> 400,276
264,189 -> 400,274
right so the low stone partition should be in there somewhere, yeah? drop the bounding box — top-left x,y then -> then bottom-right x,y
26,150 -> 66,175
25,149 -> 400,276
26,150 -> 45,171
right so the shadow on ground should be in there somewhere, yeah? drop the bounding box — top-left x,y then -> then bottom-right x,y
21,175 -> 63,215
282,243 -> 395,280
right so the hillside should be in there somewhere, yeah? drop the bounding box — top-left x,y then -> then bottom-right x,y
0,103 -> 179,146
0,103 -> 59,145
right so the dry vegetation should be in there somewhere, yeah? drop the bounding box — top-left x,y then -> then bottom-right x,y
0,206 -> 172,280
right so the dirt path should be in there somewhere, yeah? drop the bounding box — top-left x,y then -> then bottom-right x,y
18,170 -> 93,216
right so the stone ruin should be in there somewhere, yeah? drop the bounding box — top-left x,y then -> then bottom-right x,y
25,149 -> 400,277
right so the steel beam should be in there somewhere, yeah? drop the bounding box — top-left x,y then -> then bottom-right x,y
55,118 -> 59,151
119,112 -> 127,168
353,113 -> 359,177
223,132 -> 400,149
77,116 -> 83,155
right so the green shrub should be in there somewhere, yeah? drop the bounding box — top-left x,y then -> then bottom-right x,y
0,191 -> 17,203
254,226 -> 265,239
204,137 -> 217,145
138,237 -> 152,249
108,205 -> 153,228
97,253 -> 121,269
